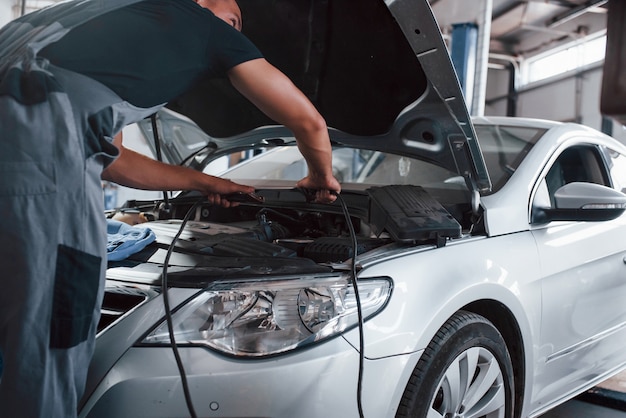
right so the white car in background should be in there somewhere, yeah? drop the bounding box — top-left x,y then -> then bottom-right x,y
84,0 -> 626,417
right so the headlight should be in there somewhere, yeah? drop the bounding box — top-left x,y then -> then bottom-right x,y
141,276 -> 391,357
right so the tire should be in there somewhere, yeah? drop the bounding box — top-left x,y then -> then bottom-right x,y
396,310 -> 515,418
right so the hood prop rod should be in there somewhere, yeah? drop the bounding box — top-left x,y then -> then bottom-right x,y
150,113 -> 172,217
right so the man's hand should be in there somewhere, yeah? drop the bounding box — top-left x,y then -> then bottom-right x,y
296,175 -> 341,204
200,177 -> 256,208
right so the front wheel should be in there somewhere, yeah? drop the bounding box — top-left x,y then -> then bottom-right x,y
396,311 -> 514,418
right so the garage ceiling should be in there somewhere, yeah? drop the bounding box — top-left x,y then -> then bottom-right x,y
17,0 -> 609,62
428,0 -> 608,59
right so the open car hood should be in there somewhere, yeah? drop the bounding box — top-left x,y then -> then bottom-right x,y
167,0 -> 491,192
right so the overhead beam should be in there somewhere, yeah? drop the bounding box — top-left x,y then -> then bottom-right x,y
547,0 -> 608,28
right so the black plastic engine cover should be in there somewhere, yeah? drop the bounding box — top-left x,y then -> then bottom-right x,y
303,237 -> 387,263
368,185 -> 461,242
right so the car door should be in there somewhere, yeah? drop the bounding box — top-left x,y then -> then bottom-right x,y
530,142 -> 626,408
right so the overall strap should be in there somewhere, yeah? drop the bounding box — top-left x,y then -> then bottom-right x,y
0,0 -> 146,76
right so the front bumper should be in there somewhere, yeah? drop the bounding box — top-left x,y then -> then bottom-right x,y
80,335 -> 421,418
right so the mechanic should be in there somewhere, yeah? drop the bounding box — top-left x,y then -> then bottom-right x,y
0,0 -> 341,416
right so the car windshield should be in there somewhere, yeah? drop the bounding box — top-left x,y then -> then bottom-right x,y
209,124 -> 545,193
213,146 -> 459,187
474,124 -> 545,193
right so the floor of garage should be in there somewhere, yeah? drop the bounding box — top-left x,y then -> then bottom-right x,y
540,399 -> 625,418
540,370 -> 626,417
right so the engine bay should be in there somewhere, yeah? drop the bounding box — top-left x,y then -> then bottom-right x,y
106,185 -> 474,285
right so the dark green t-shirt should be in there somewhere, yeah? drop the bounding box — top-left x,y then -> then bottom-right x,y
40,0 -> 263,108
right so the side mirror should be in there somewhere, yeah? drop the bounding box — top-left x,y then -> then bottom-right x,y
532,182 -> 626,223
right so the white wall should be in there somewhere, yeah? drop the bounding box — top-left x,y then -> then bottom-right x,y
0,0 -> 14,27
485,64 -> 626,144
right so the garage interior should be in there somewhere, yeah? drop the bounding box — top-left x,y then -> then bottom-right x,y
0,0 -> 625,416
426,2 -> 626,414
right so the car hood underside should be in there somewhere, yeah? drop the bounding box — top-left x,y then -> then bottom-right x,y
167,0 -> 490,191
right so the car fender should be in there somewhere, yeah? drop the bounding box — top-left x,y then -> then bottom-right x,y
345,232 -> 540,405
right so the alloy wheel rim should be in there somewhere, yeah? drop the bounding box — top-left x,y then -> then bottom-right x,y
428,346 -> 506,418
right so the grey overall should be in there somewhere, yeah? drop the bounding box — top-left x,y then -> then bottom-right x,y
0,1 -> 162,416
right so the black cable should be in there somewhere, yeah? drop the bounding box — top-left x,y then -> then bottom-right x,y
333,192 -> 366,418
162,199 -> 204,418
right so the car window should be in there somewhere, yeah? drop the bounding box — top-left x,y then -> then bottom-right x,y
474,124 -> 545,193
137,112 -> 212,165
356,152 -> 456,185
541,145 -> 609,207
603,147 -> 626,194
220,146 -> 458,187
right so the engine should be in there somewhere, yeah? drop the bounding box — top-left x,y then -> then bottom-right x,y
106,186 -> 467,281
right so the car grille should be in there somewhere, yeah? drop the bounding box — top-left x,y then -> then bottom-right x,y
97,286 -> 156,333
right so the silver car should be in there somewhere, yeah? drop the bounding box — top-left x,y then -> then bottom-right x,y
82,1 -> 626,417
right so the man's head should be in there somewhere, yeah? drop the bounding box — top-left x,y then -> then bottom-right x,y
195,0 -> 242,31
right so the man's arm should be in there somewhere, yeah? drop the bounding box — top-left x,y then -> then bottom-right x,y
102,133 -> 255,207
227,58 -> 340,203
